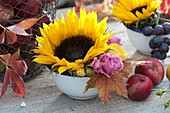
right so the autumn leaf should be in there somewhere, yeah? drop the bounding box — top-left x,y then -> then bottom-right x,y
5,30 -> 17,44
120,57 -> 142,78
85,73 -> 128,104
0,68 -> 10,98
15,17 -> 43,30
7,25 -> 31,36
0,50 -> 28,98
9,68 -> 26,97
0,30 -> 5,44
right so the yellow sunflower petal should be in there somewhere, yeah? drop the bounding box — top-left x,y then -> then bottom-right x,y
112,0 -> 161,23
108,44 -> 128,61
33,8 -> 122,75
33,55 -> 56,64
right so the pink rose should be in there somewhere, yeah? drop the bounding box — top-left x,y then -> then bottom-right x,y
107,36 -> 122,46
92,57 -> 101,71
92,53 -> 124,78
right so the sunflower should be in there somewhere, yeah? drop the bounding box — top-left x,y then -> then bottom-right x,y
33,8 -> 114,74
112,0 -> 162,24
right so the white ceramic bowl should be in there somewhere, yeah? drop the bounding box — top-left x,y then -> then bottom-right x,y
126,27 -> 170,55
52,72 -> 98,100
126,27 -> 153,55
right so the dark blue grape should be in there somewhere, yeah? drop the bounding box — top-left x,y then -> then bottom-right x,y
142,26 -> 154,36
159,43 -> 169,53
151,50 -> 166,60
154,25 -> 164,35
149,36 -> 161,49
162,22 -> 170,34
163,37 -> 170,45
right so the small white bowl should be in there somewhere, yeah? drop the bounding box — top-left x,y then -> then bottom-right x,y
52,72 -> 98,100
127,27 -> 170,55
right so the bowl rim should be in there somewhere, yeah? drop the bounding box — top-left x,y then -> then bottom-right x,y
52,72 -> 91,79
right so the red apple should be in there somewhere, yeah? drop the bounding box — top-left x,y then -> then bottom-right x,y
0,0 -> 26,7
14,0 -> 43,18
135,57 -> 164,86
0,3 -> 14,27
127,74 -> 153,101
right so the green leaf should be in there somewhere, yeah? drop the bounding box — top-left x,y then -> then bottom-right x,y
164,100 -> 170,109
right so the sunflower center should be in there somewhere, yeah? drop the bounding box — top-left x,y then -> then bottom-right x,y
55,35 -> 95,62
131,6 -> 147,15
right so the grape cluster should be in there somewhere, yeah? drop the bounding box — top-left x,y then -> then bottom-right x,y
142,22 -> 170,60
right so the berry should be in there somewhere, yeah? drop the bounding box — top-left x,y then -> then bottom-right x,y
151,50 -> 166,60
142,26 -> 154,36
149,36 -> 161,49
163,37 -> 170,45
159,43 -> 169,53
162,22 -> 170,34
154,25 -> 164,35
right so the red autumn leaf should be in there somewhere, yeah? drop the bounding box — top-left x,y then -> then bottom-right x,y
7,25 -> 31,36
5,30 -> 17,44
9,68 -> 26,97
0,68 -> 10,98
15,17 -> 43,30
10,49 -> 20,60
0,30 -> 5,44
0,50 -> 27,98
0,53 -> 11,65
85,73 -> 128,104
10,60 -> 28,75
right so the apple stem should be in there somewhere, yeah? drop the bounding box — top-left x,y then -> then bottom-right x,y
140,77 -> 145,82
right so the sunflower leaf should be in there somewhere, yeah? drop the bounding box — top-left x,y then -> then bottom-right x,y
85,73 -> 128,104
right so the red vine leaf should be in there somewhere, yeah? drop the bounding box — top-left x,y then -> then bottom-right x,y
85,73 -> 128,104
5,30 -> 17,44
0,53 -> 11,65
9,68 -> 26,97
0,30 -> 5,44
10,49 -> 20,60
15,17 -> 43,30
7,25 -> 31,36
10,60 -> 28,75
0,68 -> 10,98
0,50 -> 28,98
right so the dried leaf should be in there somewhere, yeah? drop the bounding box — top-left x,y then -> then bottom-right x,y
15,17 -> 43,30
0,67 -> 10,98
7,25 -> 31,36
0,31 -> 5,44
120,57 -> 142,78
9,68 -> 26,97
5,30 -> 17,44
85,73 -> 128,104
